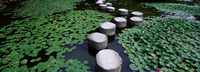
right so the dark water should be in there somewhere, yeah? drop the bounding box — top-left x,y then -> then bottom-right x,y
76,0 -> 162,17
0,1 -> 21,28
64,36 -> 132,72
76,0 -> 200,19
0,0 -> 200,72
0,14 -> 12,27
73,0 -> 200,72
64,24 -> 134,71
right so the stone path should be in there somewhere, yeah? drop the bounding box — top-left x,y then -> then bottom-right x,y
88,0 -> 144,72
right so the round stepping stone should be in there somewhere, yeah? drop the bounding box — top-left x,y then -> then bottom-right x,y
105,2 -> 112,6
96,49 -> 122,72
99,0 -> 106,2
106,6 -> 115,12
99,4 -> 107,10
87,32 -> 108,50
118,8 -> 128,16
131,11 -> 143,17
99,22 -> 116,36
113,17 -> 127,28
129,17 -> 144,25
96,1 -> 104,5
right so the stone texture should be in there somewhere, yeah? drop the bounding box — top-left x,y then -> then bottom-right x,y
105,2 -> 112,6
96,49 -> 122,72
106,6 -> 115,12
118,8 -> 128,16
129,17 -> 144,25
96,1 -> 104,5
113,17 -> 127,28
99,22 -> 116,36
88,32 -> 108,50
131,11 -> 143,17
96,0 -> 106,5
98,0 -> 106,3
99,4 -> 107,10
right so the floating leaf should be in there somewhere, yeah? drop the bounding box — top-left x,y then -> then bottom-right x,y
20,59 -> 28,65
12,0 -> 85,17
118,17 -> 200,71
130,64 -> 139,70
143,3 -> 200,15
0,10 -> 113,71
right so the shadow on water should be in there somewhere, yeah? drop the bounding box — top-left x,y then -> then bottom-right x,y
69,0 -> 200,72
0,0 -> 200,72
76,0 -> 162,17
64,35 -> 132,72
63,16 -> 137,71
0,1 -> 22,28
76,0 -> 200,19
0,14 -> 12,27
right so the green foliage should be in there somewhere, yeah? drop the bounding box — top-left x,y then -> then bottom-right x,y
29,58 -> 89,72
143,3 -> 200,15
65,59 -> 90,72
0,10 -> 113,72
118,17 -> 200,71
197,62 -> 200,72
12,0 -> 84,17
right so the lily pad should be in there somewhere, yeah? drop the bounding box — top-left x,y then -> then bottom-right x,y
118,17 -> 200,71
143,3 -> 200,15
0,10 -> 113,72
12,0 -> 84,17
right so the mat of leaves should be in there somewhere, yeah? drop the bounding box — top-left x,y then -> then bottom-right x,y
118,17 -> 200,72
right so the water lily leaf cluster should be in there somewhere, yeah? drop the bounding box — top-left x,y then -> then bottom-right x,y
12,0 -> 84,17
118,17 -> 200,71
0,10 -> 113,72
143,3 -> 200,15
3,58 -> 89,72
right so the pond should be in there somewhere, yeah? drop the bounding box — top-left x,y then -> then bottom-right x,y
68,0 -> 200,71
0,0 -> 200,72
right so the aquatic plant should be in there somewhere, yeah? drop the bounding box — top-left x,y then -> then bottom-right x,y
143,3 -> 200,15
118,17 -> 200,71
12,0 -> 84,17
198,63 -> 200,72
0,10 -> 113,72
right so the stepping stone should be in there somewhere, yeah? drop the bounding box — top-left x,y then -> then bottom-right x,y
96,49 -> 122,72
105,2 -> 112,6
96,0 -> 104,5
99,4 -> 107,10
106,6 -> 115,12
118,8 -> 128,16
88,32 -> 108,50
99,22 -> 116,36
96,1 -> 103,5
129,17 -> 144,25
113,17 -> 127,28
131,11 -> 143,17
99,0 -> 106,2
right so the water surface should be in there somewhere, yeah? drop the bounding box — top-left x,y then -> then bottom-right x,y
0,0 -> 200,72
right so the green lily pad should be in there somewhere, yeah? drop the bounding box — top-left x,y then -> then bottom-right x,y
143,3 -> 200,15
0,10 -> 113,72
12,0 -> 85,17
118,17 -> 200,71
